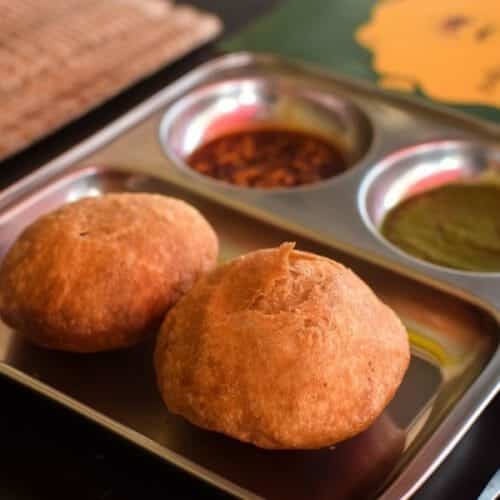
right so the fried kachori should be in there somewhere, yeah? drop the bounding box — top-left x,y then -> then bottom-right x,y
0,193 -> 218,352
155,243 -> 410,449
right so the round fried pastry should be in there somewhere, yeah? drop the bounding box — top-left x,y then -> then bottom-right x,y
155,243 -> 410,449
0,193 -> 218,352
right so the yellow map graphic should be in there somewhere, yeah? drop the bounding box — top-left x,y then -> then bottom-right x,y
356,0 -> 500,107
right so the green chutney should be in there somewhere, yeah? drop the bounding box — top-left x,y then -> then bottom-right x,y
381,183 -> 500,272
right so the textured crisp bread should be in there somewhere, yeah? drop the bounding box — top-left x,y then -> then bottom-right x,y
0,0 -> 222,160
0,194 -> 218,352
155,243 -> 410,449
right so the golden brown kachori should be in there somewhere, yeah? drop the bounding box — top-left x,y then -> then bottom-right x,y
155,243 -> 410,449
0,193 -> 218,352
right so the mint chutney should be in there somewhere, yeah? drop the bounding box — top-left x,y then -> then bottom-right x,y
381,183 -> 500,272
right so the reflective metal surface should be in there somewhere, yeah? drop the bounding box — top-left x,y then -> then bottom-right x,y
0,167 -> 496,500
0,53 -> 499,499
478,469 -> 500,500
160,77 -> 372,188
359,140 -> 500,276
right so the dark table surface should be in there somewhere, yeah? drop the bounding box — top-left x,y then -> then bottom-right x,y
1,1 -> 499,499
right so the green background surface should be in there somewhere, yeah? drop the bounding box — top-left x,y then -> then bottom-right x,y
222,0 -> 500,124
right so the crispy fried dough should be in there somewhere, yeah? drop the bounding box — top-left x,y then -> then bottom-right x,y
0,193 -> 218,352
155,243 -> 410,449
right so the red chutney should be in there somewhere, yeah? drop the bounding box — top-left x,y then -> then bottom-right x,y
186,128 -> 348,188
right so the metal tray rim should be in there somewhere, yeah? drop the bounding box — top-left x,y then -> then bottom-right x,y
1,52 -> 499,500
0,362 -> 257,499
0,162 -> 498,500
3,51 -> 500,209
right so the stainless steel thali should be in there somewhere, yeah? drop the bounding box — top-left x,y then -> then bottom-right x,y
0,53 -> 498,499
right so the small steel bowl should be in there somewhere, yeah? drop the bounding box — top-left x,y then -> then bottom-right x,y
359,139 -> 500,274
159,77 -> 372,187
